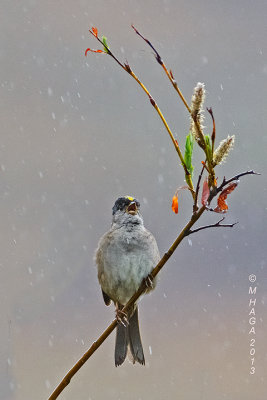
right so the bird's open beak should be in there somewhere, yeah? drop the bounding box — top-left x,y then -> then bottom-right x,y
127,201 -> 138,215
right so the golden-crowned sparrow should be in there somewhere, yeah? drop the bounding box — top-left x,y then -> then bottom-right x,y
95,196 -> 160,366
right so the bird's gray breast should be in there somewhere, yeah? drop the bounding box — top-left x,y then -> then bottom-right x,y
100,225 -> 159,305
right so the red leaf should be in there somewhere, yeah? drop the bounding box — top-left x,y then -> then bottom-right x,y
201,178 -> 210,206
91,27 -> 98,37
213,181 -> 238,213
171,195 -> 179,214
85,48 -> 104,56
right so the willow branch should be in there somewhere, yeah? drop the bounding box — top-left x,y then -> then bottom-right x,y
50,28 -> 261,400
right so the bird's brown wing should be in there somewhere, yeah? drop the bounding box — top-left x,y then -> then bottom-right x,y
102,289 -> 111,306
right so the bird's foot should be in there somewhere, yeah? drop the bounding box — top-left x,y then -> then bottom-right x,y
144,273 -> 154,289
115,304 -> 129,327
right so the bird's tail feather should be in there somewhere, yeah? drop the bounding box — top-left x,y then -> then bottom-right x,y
115,306 -> 145,366
115,320 -> 128,366
128,307 -> 145,365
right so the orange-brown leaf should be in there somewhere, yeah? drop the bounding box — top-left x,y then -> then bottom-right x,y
213,181 -> 238,213
85,48 -> 104,56
171,195 -> 179,214
92,27 -> 98,37
201,178 -> 210,206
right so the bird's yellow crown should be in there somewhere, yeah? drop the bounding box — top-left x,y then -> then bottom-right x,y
125,196 -> 134,201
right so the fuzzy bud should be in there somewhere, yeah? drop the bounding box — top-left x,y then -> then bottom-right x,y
191,82 -> 205,117
190,82 -> 206,147
213,135 -> 235,166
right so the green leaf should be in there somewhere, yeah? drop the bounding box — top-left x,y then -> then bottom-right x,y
102,36 -> 109,53
184,132 -> 194,176
205,134 -> 212,160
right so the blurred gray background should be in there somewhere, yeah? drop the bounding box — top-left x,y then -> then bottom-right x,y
1,0 -> 267,399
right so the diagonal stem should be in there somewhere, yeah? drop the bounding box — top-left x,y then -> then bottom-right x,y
48,203 -> 206,400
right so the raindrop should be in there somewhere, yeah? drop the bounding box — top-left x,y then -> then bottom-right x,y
47,87 -> 53,96
45,380 -> 51,389
158,174 -> 164,184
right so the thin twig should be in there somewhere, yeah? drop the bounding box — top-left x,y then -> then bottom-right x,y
208,170 -> 260,203
193,163 -> 205,213
185,217 -> 238,236
130,25 -> 220,189
207,107 -> 216,154
131,24 -> 191,113
87,30 -> 194,193
216,170 -> 260,194
89,29 -> 125,69
131,21 -> 217,175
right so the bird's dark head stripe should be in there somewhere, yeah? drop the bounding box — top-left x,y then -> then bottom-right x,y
112,196 -> 140,215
